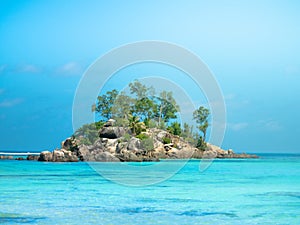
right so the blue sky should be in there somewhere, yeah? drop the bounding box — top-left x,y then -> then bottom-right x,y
0,0 -> 299,153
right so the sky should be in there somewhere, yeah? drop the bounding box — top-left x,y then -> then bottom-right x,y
0,0 -> 299,153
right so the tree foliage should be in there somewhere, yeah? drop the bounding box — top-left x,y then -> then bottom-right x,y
92,81 -> 215,146
129,80 -> 150,99
196,136 -> 207,150
128,114 -> 146,135
129,80 -> 157,122
93,89 -> 118,121
93,80 -> 180,130
111,91 -> 133,124
193,106 -> 210,142
141,137 -> 155,157
78,80 -> 212,152
167,122 -> 181,136
74,123 -> 99,145
156,91 -> 179,125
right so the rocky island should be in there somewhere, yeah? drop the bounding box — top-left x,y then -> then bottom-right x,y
2,80 -> 259,162
36,119 -> 258,162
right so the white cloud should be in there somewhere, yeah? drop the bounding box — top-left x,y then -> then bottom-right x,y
227,122 -> 248,131
259,119 -> 282,131
57,62 -> 83,76
0,98 -> 23,108
17,64 -> 41,73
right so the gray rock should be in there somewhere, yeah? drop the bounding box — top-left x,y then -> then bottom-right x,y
103,119 -> 116,127
38,151 -> 53,161
102,138 -> 118,147
61,149 -> 79,162
0,155 -> 13,160
228,149 -> 234,155
102,138 -> 118,153
78,145 -> 121,162
156,130 -> 168,142
77,145 -> 91,161
39,149 -> 79,162
116,142 -> 127,154
52,150 -> 65,162
192,149 -> 204,159
117,150 -> 143,162
202,150 -> 217,159
127,137 -> 142,151
61,138 -> 73,150
93,138 -> 103,148
94,152 -> 120,162
232,153 -> 259,159
15,157 -> 25,160
99,127 -> 127,139
176,148 -> 195,159
27,155 -> 39,160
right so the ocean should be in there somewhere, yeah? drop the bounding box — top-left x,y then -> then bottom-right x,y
0,154 -> 299,224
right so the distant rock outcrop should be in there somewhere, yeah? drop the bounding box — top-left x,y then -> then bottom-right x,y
27,155 -> 39,160
0,155 -> 13,160
203,144 -> 258,159
38,149 -> 78,162
38,151 -> 53,161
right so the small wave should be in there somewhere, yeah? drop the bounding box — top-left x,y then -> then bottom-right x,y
0,212 -> 46,224
177,210 -> 238,218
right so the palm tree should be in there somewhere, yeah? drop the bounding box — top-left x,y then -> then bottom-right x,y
128,114 -> 146,135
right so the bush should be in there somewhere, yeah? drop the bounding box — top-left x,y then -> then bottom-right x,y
196,136 -> 207,150
158,121 -> 166,130
74,123 -> 98,145
114,117 -> 129,127
147,119 -> 157,128
122,133 -> 131,142
77,137 -> 92,146
162,137 -> 171,144
167,122 -> 181,136
94,121 -> 105,130
136,133 -> 149,140
141,137 -> 154,152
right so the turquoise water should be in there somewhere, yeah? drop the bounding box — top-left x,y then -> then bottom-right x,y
0,154 -> 299,224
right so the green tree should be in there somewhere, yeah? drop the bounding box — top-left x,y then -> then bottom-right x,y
181,123 -> 190,138
193,106 -> 210,142
196,136 -> 206,150
93,89 -> 118,121
141,137 -> 155,157
74,123 -> 99,145
134,97 -> 156,122
129,80 -> 149,99
94,121 -> 105,130
129,80 -> 157,122
128,114 -> 146,135
167,121 -> 181,136
156,91 -> 179,125
111,91 -> 133,124
181,123 -> 197,145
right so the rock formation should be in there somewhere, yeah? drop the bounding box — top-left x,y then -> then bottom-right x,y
36,120 -> 258,162
27,155 -> 40,160
38,149 -> 78,162
0,155 -> 13,160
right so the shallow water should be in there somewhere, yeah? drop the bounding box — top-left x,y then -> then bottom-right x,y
0,154 -> 299,224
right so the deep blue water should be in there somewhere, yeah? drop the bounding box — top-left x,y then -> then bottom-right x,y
0,154 -> 299,224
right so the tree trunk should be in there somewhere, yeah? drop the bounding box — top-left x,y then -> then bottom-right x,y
158,103 -> 163,125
